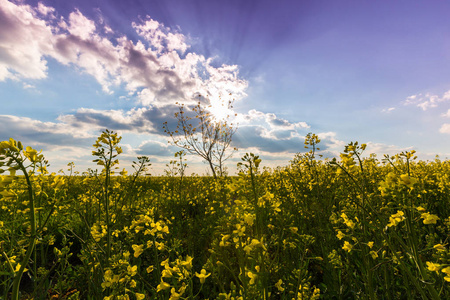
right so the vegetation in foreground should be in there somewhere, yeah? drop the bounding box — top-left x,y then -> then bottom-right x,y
0,131 -> 449,299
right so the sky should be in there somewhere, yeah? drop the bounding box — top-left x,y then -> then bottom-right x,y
2,0 -> 450,175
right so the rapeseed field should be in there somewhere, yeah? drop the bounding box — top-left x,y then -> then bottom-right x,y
1,131 -> 449,299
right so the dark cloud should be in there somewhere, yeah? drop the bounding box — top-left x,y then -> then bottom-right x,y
233,126 -> 299,153
58,104 -> 184,136
64,109 -> 150,132
269,129 -> 294,140
233,125 -> 333,154
0,115 -> 92,151
268,117 -> 293,128
54,34 -> 117,63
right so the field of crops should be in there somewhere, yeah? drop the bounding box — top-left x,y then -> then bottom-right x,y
1,131 -> 450,299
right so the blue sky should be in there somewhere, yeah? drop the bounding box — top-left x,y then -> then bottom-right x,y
2,0 -> 450,175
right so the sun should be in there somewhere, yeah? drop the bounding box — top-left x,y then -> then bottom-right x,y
208,99 -> 234,122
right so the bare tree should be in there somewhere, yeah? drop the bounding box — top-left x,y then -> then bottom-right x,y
163,96 -> 237,178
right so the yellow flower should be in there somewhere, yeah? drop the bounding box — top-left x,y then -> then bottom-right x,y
14,263 -> 28,273
421,213 -> 439,225
177,283 -> 187,295
341,213 -> 355,229
247,271 -> 257,284
195,269 -> 211,284
275,279 -> 285,292
162,269 -> 173,278
433,244 -> 446,252
220,235 -> 231,247
243,245 -> 252,255
369,251 -> 378,259
387,211 -> 405,227
127,265 -> 137,276
342,241 -> 353,252
180,256 -> 193,270
38,165 -> 48,174
367,241 -> 374,249
169,288 -> 182,300
130,279 -> 136,288
132,244 -> 144,258
160,225 -> 169,234
135,293 -> 145,300
426,261 -> 441,272
290,227 -> 298,234
442,267 -> 450,282
157,280 -> 171,292
244,213 -> 255,226
161,258 -> 170,267
233,224 -> 246,237
336,231 -> 345,240
24,146 -> 38,162
311,287 -> 321,300
399,174 -> 417,187
156,242 -> 165,251
119,168 -> 128,176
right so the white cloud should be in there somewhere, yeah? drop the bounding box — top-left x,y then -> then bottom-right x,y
136,140 -> 173,157
442,109 -> 450,118
439,123 -> 450,134
381,107 -> 395,113
404,91 -> 450,110
317,132 -> 345,150
22,83 -> 35,89
238,109 -> 309,130
363,141 -> 414,157
36,2 -> 55,17
312,137 -> 415,160
133,18 -> 188,54
67,9 -> 96,40
0,0 -> 248,105
0,0 -> 54,80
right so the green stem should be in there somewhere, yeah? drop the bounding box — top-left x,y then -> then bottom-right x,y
12,161 -> 36,300
404,207 -> 440,299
